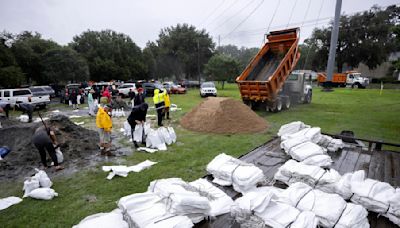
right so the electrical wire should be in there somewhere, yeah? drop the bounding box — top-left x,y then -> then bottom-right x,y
302,0 -> 326,70
205,0 -> 241,27
198,0 -> 226,28
223,0 -> 266,39
266,0 -> 281,33
301,0 -> 313,28
211,0 -> 259,31
286,0 -> 299,28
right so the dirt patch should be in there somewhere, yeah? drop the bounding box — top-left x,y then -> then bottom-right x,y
0,115 -> 106,181
180,97 -> 268,134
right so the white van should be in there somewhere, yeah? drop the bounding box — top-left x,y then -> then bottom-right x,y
0,88 -> 50,109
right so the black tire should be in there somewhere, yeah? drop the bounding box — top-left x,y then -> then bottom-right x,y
274,99 -> 282,112
283,97 -> 291,110
305,91 -> 312,104
352,83 -> 359,89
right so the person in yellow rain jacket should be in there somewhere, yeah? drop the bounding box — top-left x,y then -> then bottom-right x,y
96,105 -> 114,156
163,91 -> 171,120
153,88 -> 166,126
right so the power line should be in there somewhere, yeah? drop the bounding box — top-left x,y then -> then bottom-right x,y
286,0 -> 299,28
300,0 -> 313,28
198,0 -> 226,28
211,0 -> 259,32
266,0 -> 281,33
206,0 -> 241,27
223,0 -> 266,39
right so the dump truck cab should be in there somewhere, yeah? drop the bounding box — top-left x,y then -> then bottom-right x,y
346,72 -> 369,88
283,71 -> 313,104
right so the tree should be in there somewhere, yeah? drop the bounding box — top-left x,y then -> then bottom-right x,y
11,31 -> 59,83
216,45 -> 259,71
70,30 -> 146,81
41,47 -> 89,83
204,54 -> 240,89
0,32 -> 26,87
156,24 -> 215,80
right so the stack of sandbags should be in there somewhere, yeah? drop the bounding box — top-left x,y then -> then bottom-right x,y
278,122 -> 345,153
350,177 -> 400,226
279,182 -> 369,228
73,209 -> 128,228
278,121 -> 310,138
188,178 -> 234,217
206,153 -> 265,193
148,178 -> 211,223
118,192 -> 193,228
22,169 -> 58,200
274,160 -> 365,200
231,187 -> 318,228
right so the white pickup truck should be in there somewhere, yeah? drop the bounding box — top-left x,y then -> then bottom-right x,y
0,88 -> 50,109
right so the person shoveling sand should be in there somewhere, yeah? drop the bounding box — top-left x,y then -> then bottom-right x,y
180,97 -> 267,134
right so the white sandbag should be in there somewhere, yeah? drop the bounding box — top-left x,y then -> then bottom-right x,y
206,153 -> 265,193
282,127 -> 322,143
300,154 -> 332,168
27,188 -> 58,200
189,178 -> 234,217
146,129 -> 167,151
137,147 -> 158,153
277,121 -> 310,137
34,169 -> 52,188
133,124 -> 144,143
279,182 -> 369,228
280,136 -> 310,152
285,141 -> 330,167
231,187 -> 318,228
351,177 -> 400,225
0,197 -> 22,211
72,209 -> 128,228
17,115 -> 29,123
23,177 -> 40,197
69,115 -> 82,119
102,160 -> 157,180
123,121 -> 131,137
167,127 -> 177,143
157,127 -> 173,145
55,147 -> 63,163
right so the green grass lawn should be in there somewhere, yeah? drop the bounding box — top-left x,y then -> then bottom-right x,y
0,84 -> 399,227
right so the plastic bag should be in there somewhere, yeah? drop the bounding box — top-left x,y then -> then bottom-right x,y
55,147 -> 63,163
27,188 -> 58,200
0,197 -> 22,211
34,169 -> 52,188
157,127 -> 173,145
146,129 -> 167,151
133,124 -> 144,143
23,177 -> 40,197
167,127 -> 177,143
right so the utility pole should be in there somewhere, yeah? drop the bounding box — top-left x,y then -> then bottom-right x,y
324,0 -> 342,91
197,39 -> 201,85
218,35 -> 220,47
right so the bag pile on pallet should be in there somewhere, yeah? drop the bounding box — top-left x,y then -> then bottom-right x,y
278,121 -> 345,167
274,159 -> 364,199
279,182 -> 369,228
350,176 -> 400,225
74,178 -> 234,228
231,186 -> 319,228
206,153 -> 265,193
22,169 -> 58,200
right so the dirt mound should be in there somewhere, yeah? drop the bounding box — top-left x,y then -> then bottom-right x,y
180,97 -> 267,134
0,115 -> 100,181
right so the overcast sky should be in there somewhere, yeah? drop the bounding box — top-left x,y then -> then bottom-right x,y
1,0 -> 399,49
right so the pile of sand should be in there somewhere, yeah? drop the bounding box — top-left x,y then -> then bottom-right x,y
181,97 -> 267,134
0,115 -> 100,181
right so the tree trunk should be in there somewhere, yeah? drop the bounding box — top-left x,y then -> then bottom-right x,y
221,81 -> 225,90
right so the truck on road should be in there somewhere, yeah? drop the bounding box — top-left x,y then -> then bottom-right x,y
236,28 -> 312,112
317,71 -> 369,88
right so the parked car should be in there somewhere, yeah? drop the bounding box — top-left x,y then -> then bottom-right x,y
143,82 -> 163,97
29,86 -> 55,98
0,88 -> 50,109
170,84 -> 187,94
118,83 -> 137,97
200,82 -> 217,97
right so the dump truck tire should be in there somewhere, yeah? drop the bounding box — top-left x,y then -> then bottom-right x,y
305,91 -> 312,104
283,97 -> 291,110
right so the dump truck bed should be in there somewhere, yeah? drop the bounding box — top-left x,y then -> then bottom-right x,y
236,28 -> 300,102
196,137 -> 400,228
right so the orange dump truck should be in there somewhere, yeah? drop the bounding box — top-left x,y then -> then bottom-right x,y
317,71 -> 369,88
236,28 -> 313,112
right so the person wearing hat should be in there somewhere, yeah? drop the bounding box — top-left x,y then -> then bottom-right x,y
153,88 -> 166,127
88,89 -> 95,116
96,104 -> 113,156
